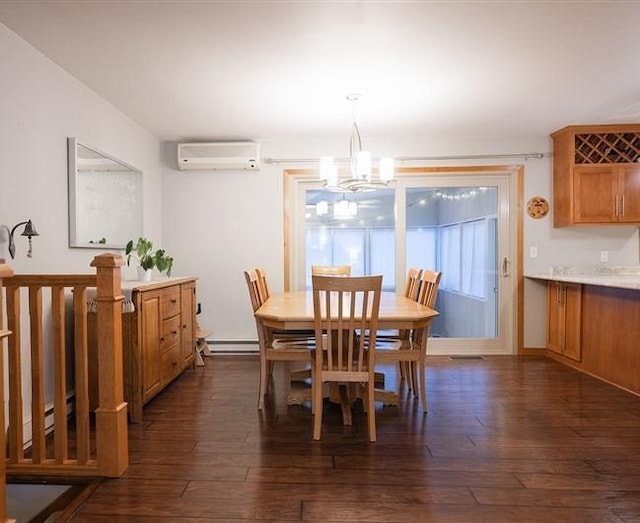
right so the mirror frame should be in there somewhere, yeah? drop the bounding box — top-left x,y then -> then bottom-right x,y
67,137 -> 143,249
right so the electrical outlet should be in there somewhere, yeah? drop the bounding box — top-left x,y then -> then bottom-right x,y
600,250 -> 609,263
529,246 -> 538,258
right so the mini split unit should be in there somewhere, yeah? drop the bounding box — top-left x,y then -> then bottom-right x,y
177,142 -> 260,171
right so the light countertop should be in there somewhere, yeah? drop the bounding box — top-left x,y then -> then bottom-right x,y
525,266 -> 640,291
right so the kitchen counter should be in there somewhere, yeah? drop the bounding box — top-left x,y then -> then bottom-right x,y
525,266 -> 640,291
527,265 -> 640,397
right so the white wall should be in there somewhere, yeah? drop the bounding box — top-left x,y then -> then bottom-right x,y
0,23 -> 163,437
161,133 -> 640,352
0,24 -> 163,272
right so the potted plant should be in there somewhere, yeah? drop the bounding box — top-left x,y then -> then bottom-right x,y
125,237 -> 173,281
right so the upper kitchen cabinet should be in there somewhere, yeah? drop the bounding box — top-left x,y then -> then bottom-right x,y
551,124 -> 640,226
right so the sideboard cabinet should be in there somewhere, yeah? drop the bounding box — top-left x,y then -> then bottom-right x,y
89,277 -> 197,422
551,124 -> 640,226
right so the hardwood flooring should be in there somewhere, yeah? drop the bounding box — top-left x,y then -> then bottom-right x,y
67,355 -> 640,522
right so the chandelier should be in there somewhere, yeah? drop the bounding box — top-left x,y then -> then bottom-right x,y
320,94 -> 394,193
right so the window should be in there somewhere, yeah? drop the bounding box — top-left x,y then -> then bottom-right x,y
440,219 -> 489,299
440,224 -> 461,292
406,227 -> 437,272
304,188 -> 395,289
305,227 -> 395,288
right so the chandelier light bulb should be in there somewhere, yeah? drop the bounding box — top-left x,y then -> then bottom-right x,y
356,150 -> 371,180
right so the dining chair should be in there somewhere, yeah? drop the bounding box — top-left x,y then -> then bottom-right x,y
378,267 -> 423,381
403,267 -> 423,300
255,267 -> 271,301
376,270 -> 441,413
311,265 -> 352,276
311,274 -> 382,442
255,267 -> 315,333
244,269 -> 313,410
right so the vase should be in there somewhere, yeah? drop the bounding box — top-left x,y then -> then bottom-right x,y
138,267 -> 152,282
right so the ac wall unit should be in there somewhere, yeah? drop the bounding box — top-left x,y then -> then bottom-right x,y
177,142 -> 260,171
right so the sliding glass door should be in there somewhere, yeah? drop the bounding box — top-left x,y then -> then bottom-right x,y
287,168 -> 518,355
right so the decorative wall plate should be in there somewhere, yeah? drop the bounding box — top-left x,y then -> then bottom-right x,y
526,196 -> 549,219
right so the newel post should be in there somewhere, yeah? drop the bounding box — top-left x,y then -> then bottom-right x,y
0,259 -> 15,522
90,253 -> 128,477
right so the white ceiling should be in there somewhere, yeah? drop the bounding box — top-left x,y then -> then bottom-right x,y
1,1 -> 640,143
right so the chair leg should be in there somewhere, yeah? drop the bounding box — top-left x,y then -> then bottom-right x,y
366,382 -> 376,442
412,361 -> 421,399
310,357 -> 316,415
313,375 -> 323,441
258,354 -> 268,410
418,359 -> 428,413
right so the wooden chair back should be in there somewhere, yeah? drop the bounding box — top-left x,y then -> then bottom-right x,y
311,265 -> 352,276
255,268 -> 271,300
403,267 -> 423,301
417,270 -> 442,309
244,269 -> 265,313
311,274 -> 382,441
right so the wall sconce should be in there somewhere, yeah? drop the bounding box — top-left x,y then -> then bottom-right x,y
1,219 -> 39,259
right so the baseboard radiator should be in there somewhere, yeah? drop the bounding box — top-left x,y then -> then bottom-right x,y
206,339 -> 259,354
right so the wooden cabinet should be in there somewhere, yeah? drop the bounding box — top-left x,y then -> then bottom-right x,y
547,281 -> 581,361
180,281 -> 196,366
551,124 -> 640,226
580,285 -> 640,395
89,277 -> 198,422
541,281 -> 640,396
573,164 -> 640,223
139,289 -> 163,402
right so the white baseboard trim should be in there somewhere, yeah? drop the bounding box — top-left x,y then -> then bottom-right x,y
206,339 -> 259,354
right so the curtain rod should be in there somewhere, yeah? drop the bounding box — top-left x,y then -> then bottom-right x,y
264,152 -> 545,165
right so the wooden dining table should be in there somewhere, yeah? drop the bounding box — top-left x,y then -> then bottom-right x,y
255,290 -> 439,423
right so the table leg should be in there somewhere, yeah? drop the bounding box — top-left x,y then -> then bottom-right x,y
339,385 -> 353,426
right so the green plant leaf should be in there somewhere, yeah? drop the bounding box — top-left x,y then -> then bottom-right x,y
125,237 -> 173,276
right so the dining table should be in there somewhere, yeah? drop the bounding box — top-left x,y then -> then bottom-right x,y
254,290 -> 439,423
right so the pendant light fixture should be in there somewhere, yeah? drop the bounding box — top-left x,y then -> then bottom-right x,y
320,94 -> 394,193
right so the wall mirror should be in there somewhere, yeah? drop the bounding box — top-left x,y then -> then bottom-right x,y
68,137 -> 143,249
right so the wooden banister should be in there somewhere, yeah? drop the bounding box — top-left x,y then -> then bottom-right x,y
1,253 -> 129,497
90,253 -> 128,477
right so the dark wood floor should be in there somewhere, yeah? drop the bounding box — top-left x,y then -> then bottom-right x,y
67,354 -> 640,522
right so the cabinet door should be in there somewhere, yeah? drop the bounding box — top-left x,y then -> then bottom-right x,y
180,282 -> 196,367
562,283 -> 582,361
619,164 -> 640,223
573,166 -> 617,223
547,282 -> 582,361
547,282 -> 564,354
140,290 -> 162,401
